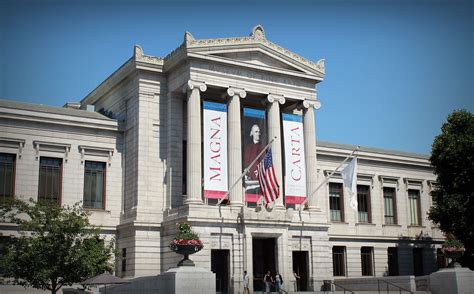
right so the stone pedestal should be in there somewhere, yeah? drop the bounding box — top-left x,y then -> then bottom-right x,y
429,267 -> 474,294
97,267 -> 215,294
156,266 -> 216,294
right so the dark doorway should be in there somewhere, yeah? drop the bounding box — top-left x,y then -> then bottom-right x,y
413,248 -> 424,276
387,247 -> 399,276
252,238 -> 277,292
292,251 -> 309,291
211,250 -> 230,293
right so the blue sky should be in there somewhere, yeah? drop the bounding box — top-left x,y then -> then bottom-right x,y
1,0 -> 472,154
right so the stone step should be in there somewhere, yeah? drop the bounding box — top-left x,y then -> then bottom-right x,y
292,291 -> 431,294
286,290 -> 431,294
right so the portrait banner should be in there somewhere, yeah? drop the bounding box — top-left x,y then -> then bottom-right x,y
203,101 -> 228,199
282,113 -> 306,204
242,107 -> 267,203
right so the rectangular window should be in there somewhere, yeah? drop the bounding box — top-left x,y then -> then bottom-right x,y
383,187 -> 397,224
121,248 -> 127,274
38,157 -> 62,204
361,247 -> 374,276
329,183 -> 344,222
332,246 -> 346,276
83,161 -> 106,209
408,189 -> 421,225
387,247 -> 399,276
357,185 -> 371,223
0,153 -> 15,201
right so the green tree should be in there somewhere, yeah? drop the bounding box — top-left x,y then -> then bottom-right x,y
429,109 -> 474,268
0,199 -> 115,294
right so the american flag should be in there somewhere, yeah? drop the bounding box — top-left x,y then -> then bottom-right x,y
257,148 -> 280,205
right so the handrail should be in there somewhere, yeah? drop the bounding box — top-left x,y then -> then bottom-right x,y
269,281 -> 289,293
323,280 -> 355,294
377,279 -> 413,294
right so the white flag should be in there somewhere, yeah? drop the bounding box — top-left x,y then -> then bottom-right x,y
341,157 -> 358,211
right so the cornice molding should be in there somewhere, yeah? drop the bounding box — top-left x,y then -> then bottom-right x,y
134,44 -> 164,66
165,25 -> 325,75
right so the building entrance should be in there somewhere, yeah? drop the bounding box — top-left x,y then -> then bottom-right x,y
252,238 -> 277,292
211,249 -> 230,293
292,251 -> 309,291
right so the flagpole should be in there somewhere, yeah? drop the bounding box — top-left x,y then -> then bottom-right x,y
217,136 -> 278,206
300,145 -> 360,209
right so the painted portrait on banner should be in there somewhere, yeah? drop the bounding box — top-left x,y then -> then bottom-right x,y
242,107 -> 267,203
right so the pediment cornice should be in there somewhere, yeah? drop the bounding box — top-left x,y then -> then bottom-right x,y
163,25 -> 325,77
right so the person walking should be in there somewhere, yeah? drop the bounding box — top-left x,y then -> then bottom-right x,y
275,271 -> 283,293
263,270 -> 272,293
243,270 -> 249,294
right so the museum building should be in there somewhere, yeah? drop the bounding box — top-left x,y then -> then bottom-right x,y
0,26 -> 443,292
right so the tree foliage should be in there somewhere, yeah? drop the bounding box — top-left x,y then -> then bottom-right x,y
0,199 -> 115,294
429,110 -> 474,264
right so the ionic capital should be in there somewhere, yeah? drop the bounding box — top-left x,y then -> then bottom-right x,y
227,87 -> 246,99
267,94 -> 285,104
302,99 -> 321,110
182,80 -> 207,93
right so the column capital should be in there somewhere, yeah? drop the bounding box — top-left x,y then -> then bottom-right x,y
182,80 -> 207,93
302,99 -> 321,110
267,93 -> 285,104
227,87 -> 247,99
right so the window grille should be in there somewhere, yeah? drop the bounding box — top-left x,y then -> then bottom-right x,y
38,157 -> 62,204
408,189 -> 421,225
0,153 -> 15,201
357,185 -> 371,223
383,187 -> 397,224
332,246 -> 346,276
83,161 -> 106,209
329,183 -> 344,222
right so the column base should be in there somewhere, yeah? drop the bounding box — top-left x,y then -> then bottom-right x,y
229,201 -> 244,207
306,206 -> 322,212
184,199 -> 203,205
274,204 -> 286,210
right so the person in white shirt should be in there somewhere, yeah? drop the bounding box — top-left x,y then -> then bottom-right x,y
243,270 -> 249,294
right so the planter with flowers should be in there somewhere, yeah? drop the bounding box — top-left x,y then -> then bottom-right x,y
169,222 -> 203,267
441,238 -> 465,268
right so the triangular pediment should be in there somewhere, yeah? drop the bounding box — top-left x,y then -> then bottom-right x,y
163,26 -> 325,78
211,51 -> 304,73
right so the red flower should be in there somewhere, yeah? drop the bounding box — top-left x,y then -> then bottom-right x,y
170,239 -> 202,246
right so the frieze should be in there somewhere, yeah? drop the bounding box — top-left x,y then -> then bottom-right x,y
193,61 -> 314,89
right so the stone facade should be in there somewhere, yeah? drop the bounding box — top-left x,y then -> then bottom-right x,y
0,25 -> 442,293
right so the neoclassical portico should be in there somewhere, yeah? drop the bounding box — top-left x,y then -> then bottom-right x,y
154,24 -> 329,292
181,78 -> 322,208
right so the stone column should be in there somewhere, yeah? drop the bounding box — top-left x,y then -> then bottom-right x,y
267,94 -> 285,208
183,80 -> 207,204
227,87 -> 246,206
302,99 -> 321,209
